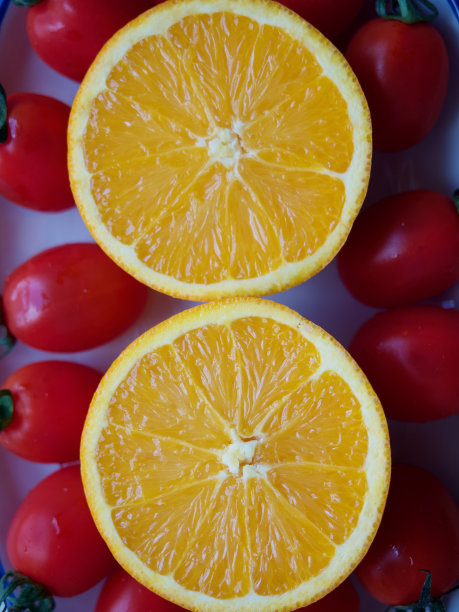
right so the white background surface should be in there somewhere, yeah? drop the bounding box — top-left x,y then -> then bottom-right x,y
0,1 -> 458,610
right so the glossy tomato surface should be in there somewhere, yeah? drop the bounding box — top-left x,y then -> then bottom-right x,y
350,306 -> 459,422
337,190 -> 459,307
6,464 -> 115,597
346,19 -> 449,151
278,0 -> 364,39
2,242 -> 148,352
0,93 -> 73,211
95,566 -> 183,612
26,0 -> 159,81
0,360 -> 101,462
300,579 -> 359,611
356,464 -> 459,605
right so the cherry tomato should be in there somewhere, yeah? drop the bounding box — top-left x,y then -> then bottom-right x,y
350,306 -> 459,422
300,579 -> 359,611
2,242 -> 148,352
356,464 -> 459,605
278,0 -> 364,40
6,464 -> 115,597
23,0 -> 159,82
346,19 -> 449,151
0,91 -> 74,211
0,360 -> 101,462
95,566 -> 182,612
337,190 -> 459,307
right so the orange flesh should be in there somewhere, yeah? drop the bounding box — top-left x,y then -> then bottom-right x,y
82,12 -> 353,284
96,317 -> 368,598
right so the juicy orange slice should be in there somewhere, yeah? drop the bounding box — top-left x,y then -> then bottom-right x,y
81,298 -> 389,611
68,0 -> 371,300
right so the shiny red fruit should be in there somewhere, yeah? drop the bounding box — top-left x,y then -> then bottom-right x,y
0,93 -> 73,211
2,242 -> 148,352
357,465 -> 459,605
7,464 -> 115,597
0,360 -> 101,462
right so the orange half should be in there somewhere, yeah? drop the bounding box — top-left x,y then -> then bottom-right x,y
81,298 -> 390,611
68,0 -> 372,300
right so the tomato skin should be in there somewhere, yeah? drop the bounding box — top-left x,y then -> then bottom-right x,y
2,242 -> 148,352
0,360 -> 101,462
0,93 -> 74,211
95,566 -> 183,612
278,0 -> 363,39
356,464 -> 459,605
350,306 -> 459,422
299,579 -> 359,611
26,0 -> 159,82
337,190 -> 459,307
6,464 -> 115,597
346,19 -> 449,151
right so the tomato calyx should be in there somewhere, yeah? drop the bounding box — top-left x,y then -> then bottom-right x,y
376,0 -> 439,23
0,389 -> 13,431
453,189 -> 459,215
0,297 -> 16,358
0,570 -> 55,611
11,0 -> 43,7
0,83 -> 8,144
385,571 -> 458,612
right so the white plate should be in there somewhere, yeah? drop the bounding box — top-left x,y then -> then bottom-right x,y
0,2 -> 458,610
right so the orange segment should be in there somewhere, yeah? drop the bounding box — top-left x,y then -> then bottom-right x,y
241,77 -> 355,173
174,477 -> 252,597
237,23 -> 322,121
81,298 -> 390,611
173,323 -> 242,429
105,345 -> 232,448
229,317 -> 321,435
226,178 -> 283,279
96,427 -> 223,505
255,372 -> 369,467
246,476 -> 335,595
112,478 -> 222,575
267,464 -> 367,545
105,34 -> 212,135
134,163 -> 231,284
69,0 -> 372,300
238,158 -> 346,261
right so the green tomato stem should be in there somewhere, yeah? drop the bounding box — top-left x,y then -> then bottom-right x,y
0,83 -> 8,144
384,571 -> 446,612
0,296 -> 16,358
0,389 -> 13,431
0,571 -> 55,612
453,189 -> 459,215
376,0 -> 439,23
11,0 -> 43,7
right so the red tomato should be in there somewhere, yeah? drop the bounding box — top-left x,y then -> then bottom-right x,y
350,306 -> 459,422
24,0 -> 159,82
0,360 -> 101,462
0,92 -> 74,211
278,0 -> 364,40
95,566 -> 183,612
6,464 -> 115,597
346,19 -> 449,151
300,579 -> 359,611
337,190 -> 459,307
2,242 -> 148,352
356,464 -> 459,605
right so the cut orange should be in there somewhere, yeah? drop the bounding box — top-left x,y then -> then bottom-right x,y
81,298 -> 390,611
68,0 -> 371,301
